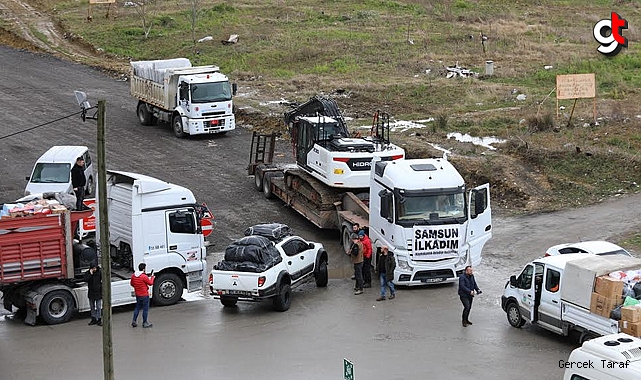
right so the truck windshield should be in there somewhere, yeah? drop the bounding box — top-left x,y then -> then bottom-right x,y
190,82 -> 232,103
30,163 -> 71,183
396,192 -> 465,222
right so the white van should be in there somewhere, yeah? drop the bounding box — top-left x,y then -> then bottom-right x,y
563,333 -> 641,380
24,146 -> 95,196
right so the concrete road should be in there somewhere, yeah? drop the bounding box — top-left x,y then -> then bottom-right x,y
1,45 -> 641,380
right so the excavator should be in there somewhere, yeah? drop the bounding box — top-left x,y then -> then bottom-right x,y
249,95 -> 405,229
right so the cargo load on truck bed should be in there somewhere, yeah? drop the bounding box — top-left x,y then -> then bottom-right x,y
130,58 -> 192,84
215,235 -> 283,273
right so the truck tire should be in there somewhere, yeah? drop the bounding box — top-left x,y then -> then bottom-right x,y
172,115 -> 186,138
273,283 -> 291,312
254,169 -> 264,191
137,102 -> 155,126
315,258 -> 328,287
342,227 -> 352,253
220,296 -> 238,307
263,172 -> 275,199
506,301 -> 526,328
153,273 -> 183,306
40,290 -> 75,325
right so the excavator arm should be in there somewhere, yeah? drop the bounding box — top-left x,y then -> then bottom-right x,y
284,95 -> 349,137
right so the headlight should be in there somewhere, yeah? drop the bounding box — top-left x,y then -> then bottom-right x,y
397,258 -> 412,271
457,253 -> 468,267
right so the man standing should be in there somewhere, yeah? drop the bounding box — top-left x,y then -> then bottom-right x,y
458,265 -> 482,327
359,230 -> 372,288
376,246 -> 396,301
83,261 -> 102,326
346,233 -> 364,295
130,263 -> 155,328
71,156 -> 86,211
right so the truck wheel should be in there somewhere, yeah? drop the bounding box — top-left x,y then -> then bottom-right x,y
263,172 -> 275,199
254,169 -> 264,191
342,227 -> 352,253
506,302 -> 526,328
172,115 -> 186,138
315,259 -> 328,287
153,273 -> 183,306
273,283 -> 291,312
220,296 -> 238,307
40,290 -> 74,325
137,102 -> 154,126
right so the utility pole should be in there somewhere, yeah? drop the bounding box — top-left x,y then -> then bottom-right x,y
97,99 -> 115,380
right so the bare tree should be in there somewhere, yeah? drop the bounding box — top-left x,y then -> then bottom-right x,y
132,0 -> 157,38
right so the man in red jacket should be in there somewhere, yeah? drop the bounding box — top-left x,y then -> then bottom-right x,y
359,230 -> 373,288
130,262 -> 155,328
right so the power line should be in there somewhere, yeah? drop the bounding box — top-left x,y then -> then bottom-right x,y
0,110 -> 85,141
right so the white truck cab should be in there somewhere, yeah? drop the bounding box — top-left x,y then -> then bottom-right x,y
368,157 -> 492,285
563,333 -> 641,380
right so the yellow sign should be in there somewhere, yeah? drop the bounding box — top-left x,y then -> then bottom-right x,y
334,169 -> 344,175
556,73 -> 596,100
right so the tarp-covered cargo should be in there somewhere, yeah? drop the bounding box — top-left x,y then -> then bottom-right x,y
215,235 -> 282,273
244,223 -> 292,241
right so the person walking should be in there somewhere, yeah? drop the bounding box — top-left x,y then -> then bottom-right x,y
376,246 -> 396,301
346,233 -> 364,295
359,230 -> 372,288
83,260 -> 102,326
130,263 -> 155,328
71,156 -> 86,211
458,265 -> 482,327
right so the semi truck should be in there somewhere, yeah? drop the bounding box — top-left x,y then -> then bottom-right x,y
130,58 -> 236,138
249,98 -> 492,285
502,253 -> 641,342
0,171 -> 212,325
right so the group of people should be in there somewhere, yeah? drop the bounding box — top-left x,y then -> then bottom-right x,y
83,262 -> 155,329
345,222 -> 483,326
345,223 -> 396,300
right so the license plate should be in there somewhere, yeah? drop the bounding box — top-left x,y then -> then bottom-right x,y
228,290 -> 251,296
422,278 -> 445,283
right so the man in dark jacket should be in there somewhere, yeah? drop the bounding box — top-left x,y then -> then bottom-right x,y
458,265 -> 481,327
71,156 -> 86,211
376,246 -> 396,301
83,261 -> 103,326
346,233 -> 364,295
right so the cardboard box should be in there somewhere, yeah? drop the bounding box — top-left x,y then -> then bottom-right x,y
590,292 -> 620,318
621,305 -> 641,323
594,275 -> 625,299
619,320 -> 641,337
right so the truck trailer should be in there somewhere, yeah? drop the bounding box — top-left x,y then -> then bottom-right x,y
130,58 -> 236,138
249,102 -> 492,285
0,171 -> 212,325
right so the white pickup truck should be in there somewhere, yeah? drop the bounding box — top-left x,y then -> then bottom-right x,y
209,224 -> 328,311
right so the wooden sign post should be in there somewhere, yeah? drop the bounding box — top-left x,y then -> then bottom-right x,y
556,73 -> 597,125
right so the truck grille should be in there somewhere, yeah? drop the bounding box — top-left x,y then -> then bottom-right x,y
413,269 -> 454,281
202,111 -> 227,117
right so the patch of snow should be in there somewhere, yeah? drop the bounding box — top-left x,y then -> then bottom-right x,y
446,132 -> 505,151
258,98 -> 287,106
427,143 -> 451,155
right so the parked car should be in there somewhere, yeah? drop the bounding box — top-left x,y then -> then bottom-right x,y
25,145 -> 95,196
545,240 -> 632,257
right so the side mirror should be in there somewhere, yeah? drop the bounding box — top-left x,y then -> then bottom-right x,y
232,83 -> 238,96
25,176 -> 30,181
308,243 -> 315,250
509,275 -> 517,287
